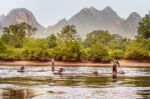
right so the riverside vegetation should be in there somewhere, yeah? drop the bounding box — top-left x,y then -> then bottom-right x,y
0,13 -> 150,62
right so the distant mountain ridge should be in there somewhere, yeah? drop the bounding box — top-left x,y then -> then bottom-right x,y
0,15 -> 5,23
0,8 -> 45,37
0,8 -> 43,30
47,6 -> 141,38
112,12 -> 141,37
0,7 -> 142,38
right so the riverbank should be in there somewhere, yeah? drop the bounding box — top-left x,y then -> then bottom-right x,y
0,60 -> 150,67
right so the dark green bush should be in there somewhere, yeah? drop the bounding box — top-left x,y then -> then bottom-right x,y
0,47 -> 22,60
53,41 -> 81,61
88,43 -> 110,62
125,39 -> 150,61
22,48 -> 50,61
109,49 -> 124,59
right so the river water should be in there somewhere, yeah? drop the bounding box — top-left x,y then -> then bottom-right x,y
0,66 -> 149,99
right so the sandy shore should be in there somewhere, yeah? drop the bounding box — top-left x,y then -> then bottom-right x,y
0,60 -> 150,67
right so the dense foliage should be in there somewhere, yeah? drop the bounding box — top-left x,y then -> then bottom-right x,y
53,41 -> 81,61
0,12 -> 150,62
88,43 -> 110,62
1,23 -> 36,48
53,25 -> 81,61
125,38 -> 150,61
22,38 -> 50,60
138,12 -> 150,39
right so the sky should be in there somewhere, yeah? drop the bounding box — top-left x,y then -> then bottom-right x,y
0,0 -> 149,27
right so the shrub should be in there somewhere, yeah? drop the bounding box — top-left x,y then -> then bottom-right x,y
53,41 -> 81,61
88,43 -> 110,62
109,49 -> 124,59
22,48 -> 50,61
125,39 -> 150,61
22,38 -> 50,61
80,48 -> 90,61
0,47 -> 22,60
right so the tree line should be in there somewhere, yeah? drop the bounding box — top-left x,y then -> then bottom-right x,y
0,12 -> 150,62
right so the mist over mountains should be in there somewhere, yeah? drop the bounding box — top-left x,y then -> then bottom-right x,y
0,7 -> 142,38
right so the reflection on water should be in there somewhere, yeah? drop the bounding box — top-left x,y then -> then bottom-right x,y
137,90 -> 150,99
1,89 -> 34,99
0,66 -> 149,99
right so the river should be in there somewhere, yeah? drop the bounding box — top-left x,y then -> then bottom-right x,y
0,66 -> 149,99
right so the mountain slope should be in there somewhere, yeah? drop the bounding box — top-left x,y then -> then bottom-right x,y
47,7 -> 141,38
112,12 -> 141,38
0,7 -> 142,38
0,8 -> 43,29
0,15 -> 5,23
47,18 -> 67,33
0,8 -> 45,37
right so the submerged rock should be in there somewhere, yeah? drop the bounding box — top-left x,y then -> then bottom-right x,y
47,91 -> 66,94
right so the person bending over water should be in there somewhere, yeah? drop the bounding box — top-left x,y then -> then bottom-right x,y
18,66 -> 25,72
53,68 -> 64,75
51,58 -> 55,72
112,59 -> 120,79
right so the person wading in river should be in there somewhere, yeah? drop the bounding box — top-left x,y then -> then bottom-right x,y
53,68 -> 64,75
18,66 -> 25,72
112,59 -> 120,78
51,58 -> 55,72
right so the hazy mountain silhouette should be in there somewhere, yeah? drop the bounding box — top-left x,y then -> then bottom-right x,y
0,15 -> 5,23
0,7 -> 142,38
112,12 -> 141,37
0,8 -> 43,29
0,8 -> 46,37
47,6 -> 141,38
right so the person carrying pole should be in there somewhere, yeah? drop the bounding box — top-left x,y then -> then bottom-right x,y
51,58 -> 55,72
112,59 -> 120,79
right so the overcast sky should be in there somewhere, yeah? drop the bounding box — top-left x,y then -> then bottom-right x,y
0,0 -> 149,26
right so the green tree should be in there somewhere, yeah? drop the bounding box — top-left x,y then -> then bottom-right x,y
84,30 -> 112,48
1,23 -> 36,48
46,34 -> 57,48
57,25 -> 80,43
0,39 -> 6,52
88,43 -> 110,62
21,23 -> 36,37
109,49 -> 124,59
23,38 -> 50,60
138,12 -> 150,39
125,38 -> 150,61
53,25 -> 81,61
53,41 -> 81,61
83,30 -> 129,60
109,34 -> 130,51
